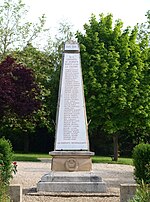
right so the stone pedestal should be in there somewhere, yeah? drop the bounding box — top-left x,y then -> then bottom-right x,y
37,151 -> 107,193
37,171 -> 107,193
49,151 -> 94,171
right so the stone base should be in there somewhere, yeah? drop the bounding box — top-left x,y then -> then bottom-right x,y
37,171 -> 107,193
49,151 -> 94,171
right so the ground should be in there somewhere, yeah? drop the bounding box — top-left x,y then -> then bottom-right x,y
11,160 -> 135,202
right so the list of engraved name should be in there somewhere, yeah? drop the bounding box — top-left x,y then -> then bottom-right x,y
63,54 -> 81,142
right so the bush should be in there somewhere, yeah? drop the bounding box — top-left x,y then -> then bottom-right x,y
0,175 -> 10,202
132,143 -> 150,184
0,137 -> 14,184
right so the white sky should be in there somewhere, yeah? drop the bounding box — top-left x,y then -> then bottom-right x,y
24,0 -> 149,34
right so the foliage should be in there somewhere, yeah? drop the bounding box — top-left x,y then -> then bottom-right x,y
0,0 -> 47,57
76,13 -> 150,159
14,44 -> 54,132
76,13 -> 145,135
0,137 -> 14,184
132,143 -> 150,184
0,55 -> 41,151
0,55 -> 41,118
129,181 -> 150,202
0,137 -> 15,201
0,175 -> 10,202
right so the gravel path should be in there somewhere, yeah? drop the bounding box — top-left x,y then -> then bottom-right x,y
11,160 -> 135,202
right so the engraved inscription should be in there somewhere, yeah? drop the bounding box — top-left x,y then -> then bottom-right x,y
63,55 -> 80,141
65,43 -> 79,51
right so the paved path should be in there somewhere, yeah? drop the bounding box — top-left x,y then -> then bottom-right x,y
11,161 -> 135,202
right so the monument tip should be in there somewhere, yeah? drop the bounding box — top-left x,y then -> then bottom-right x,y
64,40 -> 80,52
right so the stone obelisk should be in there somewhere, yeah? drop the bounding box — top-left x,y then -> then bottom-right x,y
37,41 -> 106,193
50,41 -> 94,172
55,41 -> 89,151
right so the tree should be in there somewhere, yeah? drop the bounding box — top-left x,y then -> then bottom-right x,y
0,56 -> 41,151
76,13 -> 149,160
0,56 -> 41,116
0,0 -> 47,58
14,44 -> 55,133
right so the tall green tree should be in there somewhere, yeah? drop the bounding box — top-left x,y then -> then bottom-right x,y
76,14 -> 149,160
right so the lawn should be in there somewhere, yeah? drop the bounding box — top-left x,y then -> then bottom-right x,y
92,156 -> 133,165
13,153 -> 133,165
13,153 -> 49,162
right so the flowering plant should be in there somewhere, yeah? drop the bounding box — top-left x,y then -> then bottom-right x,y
12,161 -> 17,174
0,159 -> 17,184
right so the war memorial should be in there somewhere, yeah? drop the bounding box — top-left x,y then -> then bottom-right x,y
37,41 -> 107,193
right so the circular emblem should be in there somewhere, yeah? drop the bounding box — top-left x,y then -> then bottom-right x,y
65,158 -> 78,171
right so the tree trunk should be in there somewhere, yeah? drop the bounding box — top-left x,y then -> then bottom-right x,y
23,134 -> 29,153
113,134 -> 119,161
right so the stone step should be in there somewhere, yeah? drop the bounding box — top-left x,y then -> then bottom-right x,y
40,171 -> 102,182
37,181 -> 107,193
37,171 -> 107,193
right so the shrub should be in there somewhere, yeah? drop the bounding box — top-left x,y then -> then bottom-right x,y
0,174 -> 10,202
132,143 -> 150,184
0,137 -> 14,184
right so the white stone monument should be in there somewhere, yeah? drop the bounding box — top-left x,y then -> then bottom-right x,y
55,41 -> 88,151
37,41 -> 107,192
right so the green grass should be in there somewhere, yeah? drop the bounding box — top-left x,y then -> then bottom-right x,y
13,153 -> 133,165
13,153 -> 50,162
92,156 -> 133,165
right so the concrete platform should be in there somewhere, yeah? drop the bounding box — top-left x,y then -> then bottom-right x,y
37,171 -> 107,193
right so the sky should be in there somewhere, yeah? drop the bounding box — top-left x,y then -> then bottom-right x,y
24,0 -> 150,35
